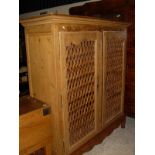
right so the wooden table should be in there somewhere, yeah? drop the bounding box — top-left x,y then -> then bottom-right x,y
19,96 -> 52,155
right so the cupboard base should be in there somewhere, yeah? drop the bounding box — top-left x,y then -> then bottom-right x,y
71,114 -> 126,155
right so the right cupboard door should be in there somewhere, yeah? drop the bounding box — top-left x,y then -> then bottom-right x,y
102,31 -> 127,127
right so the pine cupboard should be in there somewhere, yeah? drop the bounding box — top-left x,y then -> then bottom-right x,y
20,14 -> 129,155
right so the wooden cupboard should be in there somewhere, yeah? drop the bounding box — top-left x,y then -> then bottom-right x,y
20,14 -> 129,155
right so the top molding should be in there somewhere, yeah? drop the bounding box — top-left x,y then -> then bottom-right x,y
20,13 -> 130,28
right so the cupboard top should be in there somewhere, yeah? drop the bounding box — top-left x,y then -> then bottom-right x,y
20,14 -> 130,28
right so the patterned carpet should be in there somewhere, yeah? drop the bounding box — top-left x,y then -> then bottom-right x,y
83,117 -> 135,155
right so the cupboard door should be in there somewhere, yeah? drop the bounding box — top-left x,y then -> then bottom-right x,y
102,31 -> 127,126
59,31 -> 102,154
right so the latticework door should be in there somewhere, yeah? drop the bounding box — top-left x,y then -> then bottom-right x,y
102,31 -> 127,125
59,31 -> 102,154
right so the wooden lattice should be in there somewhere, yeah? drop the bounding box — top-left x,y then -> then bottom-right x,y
65,40 -> 95,146
105,37 -> 124,122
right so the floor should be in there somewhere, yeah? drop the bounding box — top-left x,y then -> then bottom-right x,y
83,117 -> 135,155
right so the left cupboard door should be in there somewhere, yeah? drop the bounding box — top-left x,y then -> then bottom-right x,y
59,31 -> 102,154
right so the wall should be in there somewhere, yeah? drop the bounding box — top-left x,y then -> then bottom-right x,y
20,0 -> 100,19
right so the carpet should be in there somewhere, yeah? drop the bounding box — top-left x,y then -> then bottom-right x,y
83,117 -> 135,155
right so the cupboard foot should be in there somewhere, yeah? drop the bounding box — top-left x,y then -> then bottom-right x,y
121,117 -> 126,128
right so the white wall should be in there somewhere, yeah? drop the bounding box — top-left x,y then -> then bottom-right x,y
20,0 -> 100,19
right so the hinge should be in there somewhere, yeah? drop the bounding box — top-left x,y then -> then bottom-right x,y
59,48 -> 61,62
62,140 -> 65,153
58,33 -> 61,62
97,76 -> 99,90
60,95 -> 63,108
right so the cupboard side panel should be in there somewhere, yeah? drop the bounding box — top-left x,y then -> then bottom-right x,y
25,33 -> 56,102
24,28 -> 59,154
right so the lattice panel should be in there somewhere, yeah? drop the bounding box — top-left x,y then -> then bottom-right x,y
65,40 -> 96,146
105,37 -> 124,122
